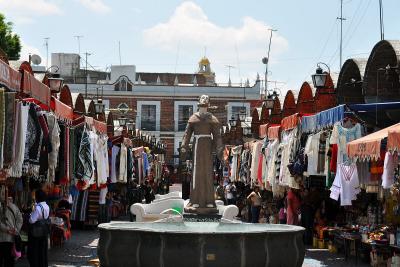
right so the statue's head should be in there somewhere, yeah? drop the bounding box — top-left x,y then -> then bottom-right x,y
198,95 -> 210,108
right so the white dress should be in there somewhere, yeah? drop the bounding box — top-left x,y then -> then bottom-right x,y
382,152 -> 398,189
330,163 -> 360,206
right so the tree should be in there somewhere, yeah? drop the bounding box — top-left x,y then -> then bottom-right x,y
0,13 -> 21,60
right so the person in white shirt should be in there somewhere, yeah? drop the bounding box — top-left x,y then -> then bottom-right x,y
28,189 -> 50,267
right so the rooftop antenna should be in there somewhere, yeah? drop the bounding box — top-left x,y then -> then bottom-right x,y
74,35 -> 83,56
225,65 -> 235,87
204,46 -> 207,57
44,37 -> 50,69
118,41 -> 122,65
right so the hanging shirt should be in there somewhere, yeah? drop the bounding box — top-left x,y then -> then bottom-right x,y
250,141 -> 263,184
118,143 -> 128,183
330,163 -> 360,206
304,132 -> 321,176
95,135 -> 109,186
111,146 -> 120,183
382,152 -> 399,189
330,122 -> 362,165
230,145 -> 242,182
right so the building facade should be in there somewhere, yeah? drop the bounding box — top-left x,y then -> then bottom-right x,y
53,53 -> 261,165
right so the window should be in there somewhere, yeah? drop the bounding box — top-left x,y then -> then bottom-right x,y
178,105 -> 193,131
227,102 -> 250,125
174,101 -> 197,132
120,79 -> 127,91
141,105 -> 157,131
231,106 -> 247,120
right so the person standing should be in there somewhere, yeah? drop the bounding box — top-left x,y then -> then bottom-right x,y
247,185 -> 262,223
287,188 -> 301,225
215,180 -> 226,204
225,181 -> 237,205
0,194 -> 23,267
28,189 -> 50,267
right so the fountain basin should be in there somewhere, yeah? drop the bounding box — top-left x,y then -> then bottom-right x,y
98,222 -> 305,267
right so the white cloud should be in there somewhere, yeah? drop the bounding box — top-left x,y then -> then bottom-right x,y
77,0 -> 110,14
142,1 -> 288,83
0,0 -> 61,16
19,40 -> 43,62
0,0 -> 61,24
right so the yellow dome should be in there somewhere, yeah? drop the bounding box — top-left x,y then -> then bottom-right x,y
199,57 -> 210,65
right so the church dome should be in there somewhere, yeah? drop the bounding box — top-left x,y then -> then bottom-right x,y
199,57 -> 210,65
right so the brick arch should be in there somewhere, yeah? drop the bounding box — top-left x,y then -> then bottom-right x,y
260,104 -> 269,124
364,40 -> 400,103
364,40 -> 400,124
336,58 -> 367,104
315,73 -> 337,113
269,97 -> 282,124
71,93 -> 86,114
251,107 -> 260,138
59,85 -> 73,107
296,81 -> 315,114
282,90 -> 297,117
84,99 -> 96,117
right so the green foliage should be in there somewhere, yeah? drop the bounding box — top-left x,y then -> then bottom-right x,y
0,13 -> 22,60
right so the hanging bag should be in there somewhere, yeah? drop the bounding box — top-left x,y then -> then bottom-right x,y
30,204 -> 50,238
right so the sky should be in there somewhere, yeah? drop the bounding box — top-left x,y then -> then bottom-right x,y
1,0 -> 399,94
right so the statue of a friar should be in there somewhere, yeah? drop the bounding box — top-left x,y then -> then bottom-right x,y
180,95 -> 224,214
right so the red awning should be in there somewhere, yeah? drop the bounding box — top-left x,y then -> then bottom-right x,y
259,124 -> 268,138
268,125 -> 280,140
281,113 -> 301,131
20,70 -> 51,106
347,123 -> 400,160
50,97 -> 74,121
0,59 -> 21,91
388,129 -> 400,153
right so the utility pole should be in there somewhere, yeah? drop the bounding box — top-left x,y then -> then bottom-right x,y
225,65 -> 235,86
379,0 -> 384,40
44,37 -> 50,69
263,29 -> 277,98
337,0 -> 346,69
84,52 -> 91,98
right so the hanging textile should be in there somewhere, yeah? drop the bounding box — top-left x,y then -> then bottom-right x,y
95,135 -> 109,186
71,189 -> 89,222
118,143 -> 128,183
330,122 -> 362,164
382,152 -> 399,189
230,145 -> 242,182
23,103 -> 43,177
267,126 -> 280,140
330,163 -> 360,206
301,105 -> 345,133
47,113 -> 60,182
3,92 -> 16,166
111,145 -> 120,183
76,127 -> 93,186
250,141 -> 262,184
7,102 -> 29,177
388,129 -> 400,152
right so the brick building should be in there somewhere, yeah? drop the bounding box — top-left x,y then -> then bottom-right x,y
53,53 -> 261,164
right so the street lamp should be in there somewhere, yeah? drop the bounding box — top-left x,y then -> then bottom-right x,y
118,116 -> 127,126
263,90 -> 279,109
311,62 -> 330,89
95,87 -> 105,114
46,66 -> 64,93
229,116 -> 237,127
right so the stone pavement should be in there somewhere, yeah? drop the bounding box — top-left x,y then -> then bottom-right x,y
15,229 -> 98,267
15,228 -> 370,267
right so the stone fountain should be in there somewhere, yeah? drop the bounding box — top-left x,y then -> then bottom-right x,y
98,95 -> 305,267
